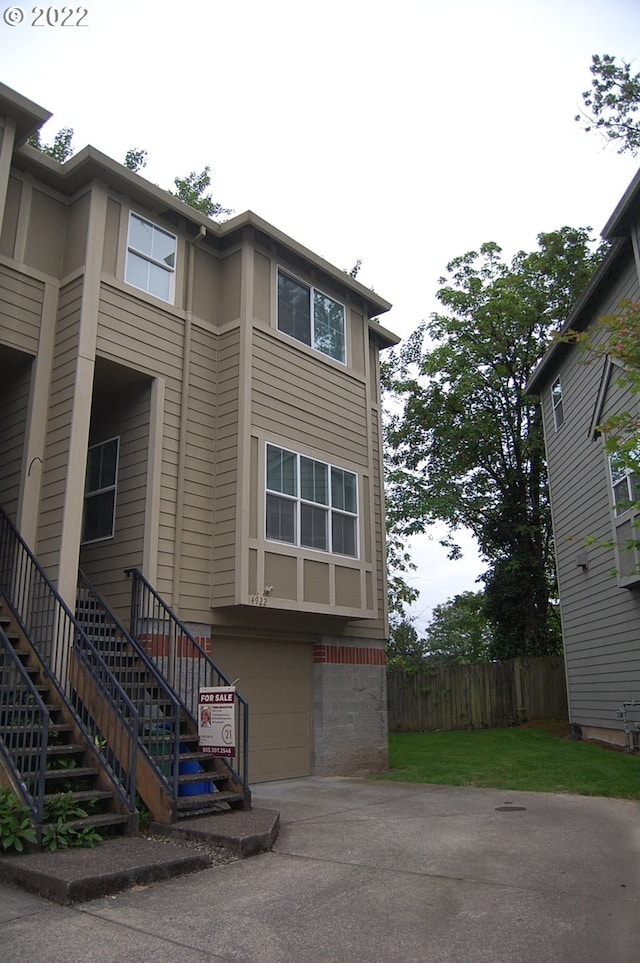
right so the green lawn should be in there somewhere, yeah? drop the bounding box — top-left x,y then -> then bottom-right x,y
377,725 -> 640,799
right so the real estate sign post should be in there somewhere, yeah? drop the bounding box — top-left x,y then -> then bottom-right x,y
198,686 -> 236,757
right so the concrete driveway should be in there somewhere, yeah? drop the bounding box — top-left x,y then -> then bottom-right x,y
2,776 -> 639,962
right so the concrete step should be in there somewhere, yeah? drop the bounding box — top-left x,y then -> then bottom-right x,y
0,807 -> 279,904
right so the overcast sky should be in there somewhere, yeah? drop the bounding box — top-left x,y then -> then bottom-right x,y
1,0 -> 639,629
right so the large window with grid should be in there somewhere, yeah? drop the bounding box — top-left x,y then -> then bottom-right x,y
125,212 -> 176,303
277,270 -> 346,363
265,444 -> 358,557
82,437 -> 119,543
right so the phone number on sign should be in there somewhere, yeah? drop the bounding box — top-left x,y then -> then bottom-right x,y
3,6 -> 88,26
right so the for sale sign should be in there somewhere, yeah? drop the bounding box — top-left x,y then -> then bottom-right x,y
198,686 -> 236,757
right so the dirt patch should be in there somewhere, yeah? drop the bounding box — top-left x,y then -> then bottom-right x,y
519,719 -> 572,740
519,719 -> 634,753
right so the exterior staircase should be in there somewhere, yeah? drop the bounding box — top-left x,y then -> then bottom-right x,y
75,574 -> 250,823
0,599 -> 133,842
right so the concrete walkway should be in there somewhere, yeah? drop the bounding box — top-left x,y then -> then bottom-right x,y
2,777 -> 639,962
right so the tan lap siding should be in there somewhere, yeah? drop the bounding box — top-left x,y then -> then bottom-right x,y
97,283 -> 186,602
212,328 -> 241,605
178,323 -> 217,618
251,329 -> 368,466
36,279 -> 83,570
0,264 -> 44,354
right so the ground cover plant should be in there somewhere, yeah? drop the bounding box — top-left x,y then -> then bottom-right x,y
379,723 -> 639,799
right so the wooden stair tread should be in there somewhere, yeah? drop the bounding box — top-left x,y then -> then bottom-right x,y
45,789 -> 112,803
43,766 -> 99,780
177,770 -> 230,784
177,790 -> 243,811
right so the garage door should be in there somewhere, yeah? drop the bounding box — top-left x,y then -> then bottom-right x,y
210,638 -> 313,782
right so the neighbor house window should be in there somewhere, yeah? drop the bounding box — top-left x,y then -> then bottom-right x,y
125,213 -> 176,302
277,270 -> 346,363
82,438 -> 119,543
608,447 -> 640,585
266,444 -> 358,557
609,450 -> 640,516
551,377 -> 564,430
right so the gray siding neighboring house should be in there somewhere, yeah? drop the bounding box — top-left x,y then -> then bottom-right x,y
528,169 -> 640,746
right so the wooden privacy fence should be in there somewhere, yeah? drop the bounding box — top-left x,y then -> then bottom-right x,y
387,657 -> 568,732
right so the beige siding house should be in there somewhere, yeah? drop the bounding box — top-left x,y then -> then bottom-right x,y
528,168 -> 640,748
0,83 -> 398,783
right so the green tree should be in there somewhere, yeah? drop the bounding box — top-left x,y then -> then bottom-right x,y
27,126 -> 74,162
28,126 -> 231,220
171,166 -> 232,220
424,591 -> 491,664
576,53 -> 640,155
386,618 -> 426,672
384,228 -> 602,658
124,148 -> 148,172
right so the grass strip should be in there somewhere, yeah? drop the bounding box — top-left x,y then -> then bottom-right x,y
378,726 -> 639,799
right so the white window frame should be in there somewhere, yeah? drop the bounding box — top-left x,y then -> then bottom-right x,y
277,269 -> 347,364
551,377 -> 564,431
125,212 -> 177,303
608,447 -> 640,587
82,437 -> 119,544
265,443 -> 359,558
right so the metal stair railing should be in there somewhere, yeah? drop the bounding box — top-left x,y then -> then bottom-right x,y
126,567 -> 249,791
0,507 -> 138,818
77,570 -> 183,798
0,623 -> 49,822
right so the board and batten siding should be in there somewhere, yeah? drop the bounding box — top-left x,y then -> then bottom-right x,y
211,327 -> 241,605
542,254 -> 640,730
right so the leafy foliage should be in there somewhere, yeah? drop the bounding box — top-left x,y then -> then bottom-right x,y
384,228 -> 602,658
41,792 -> 102,851
28,123 -> 231,220
576,53 -> 640,155
171,166 -> 232,220
424,591 -> 492,664
124,148 -> 148,172
0,787 -> 37,852
386,619 -> 426,673
27,127 -> 74,162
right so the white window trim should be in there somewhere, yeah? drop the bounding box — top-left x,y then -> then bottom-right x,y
82,436 -> 120,545
265,443 -> 359,558
276,268 -> 347,365
125,212 -> 177,304
607,447 -> 640,587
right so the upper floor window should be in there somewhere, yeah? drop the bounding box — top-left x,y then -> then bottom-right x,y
125,213 -> 176,303
551,377 -> 564,430
609,449 -> 639,516
607,446 -> 640,586
277,270 -> 346,363
82,437 -> 119,543
265,444 -> 358,557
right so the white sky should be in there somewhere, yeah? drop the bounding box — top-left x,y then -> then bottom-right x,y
1,0 -> 639,630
